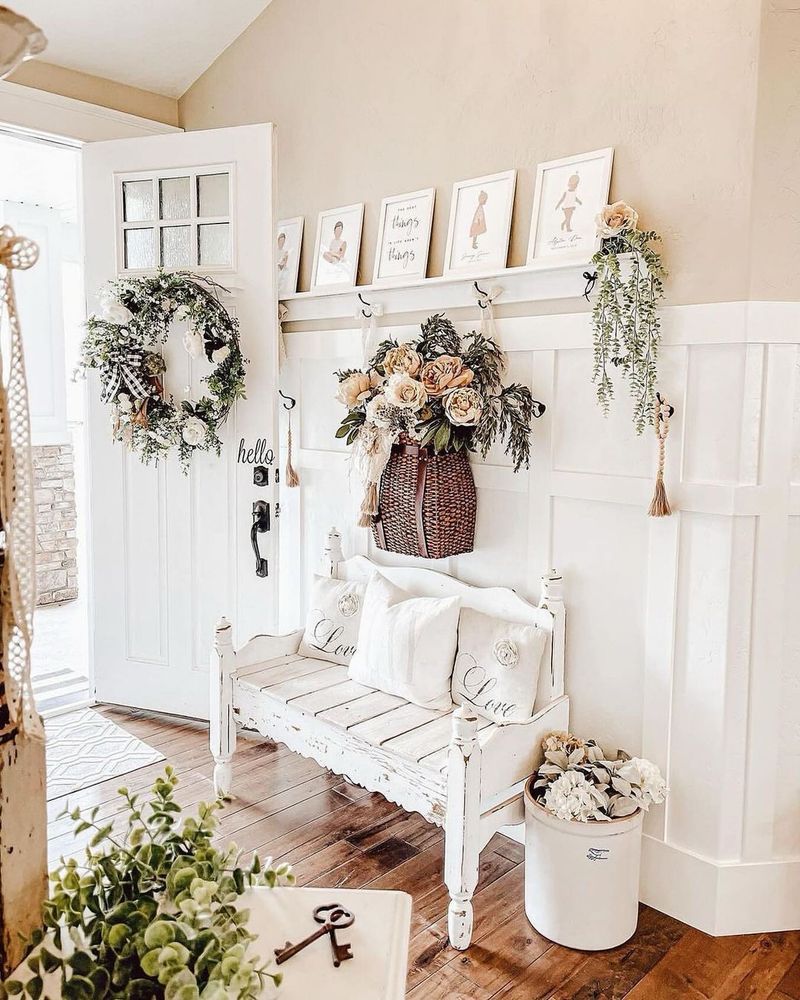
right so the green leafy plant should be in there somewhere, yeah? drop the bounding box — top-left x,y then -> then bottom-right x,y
1,768 -> 293,1000
590,203 -> 667,433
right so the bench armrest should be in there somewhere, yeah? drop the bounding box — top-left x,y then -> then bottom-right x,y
235,629 -> 304,672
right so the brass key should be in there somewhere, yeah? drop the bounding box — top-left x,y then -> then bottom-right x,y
274,904 -> 354,966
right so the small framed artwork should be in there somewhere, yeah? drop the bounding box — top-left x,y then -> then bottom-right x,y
443,169 -> 516,276
276,216 -> 303,297
372,187 -> 435,285
527,147 -> 614,265
310,202 -> 364,291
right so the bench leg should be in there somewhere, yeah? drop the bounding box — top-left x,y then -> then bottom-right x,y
210,617 -> 237,798
444,707 -> 482,950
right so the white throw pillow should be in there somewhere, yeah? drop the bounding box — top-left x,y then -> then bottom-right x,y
451,608 -> 547,723
298,575 -> 367,665
348,572 -> 460,710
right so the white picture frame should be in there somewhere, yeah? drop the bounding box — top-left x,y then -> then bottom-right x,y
527,147 -> 614,265
276,216 -> 303,298
443,169 -> 516,277
310,202 -> 364,291
372,187 -> 435,286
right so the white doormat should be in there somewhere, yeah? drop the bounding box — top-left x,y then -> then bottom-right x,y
45,708 -> 164,801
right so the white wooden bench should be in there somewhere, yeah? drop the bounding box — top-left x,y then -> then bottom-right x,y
210,529 -> 569,950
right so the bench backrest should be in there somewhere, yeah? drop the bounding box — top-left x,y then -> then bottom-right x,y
336,555 -> 563,711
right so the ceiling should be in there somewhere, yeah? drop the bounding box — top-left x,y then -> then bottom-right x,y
18,0 -> 274,98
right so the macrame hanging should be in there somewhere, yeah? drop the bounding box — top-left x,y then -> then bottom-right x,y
648,392 -> 674,517
0,225 -> 42,740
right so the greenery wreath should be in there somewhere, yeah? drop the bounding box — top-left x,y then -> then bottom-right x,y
79,271 -> 247,469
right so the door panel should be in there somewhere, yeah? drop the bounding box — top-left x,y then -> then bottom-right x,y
82,125 -> 278,718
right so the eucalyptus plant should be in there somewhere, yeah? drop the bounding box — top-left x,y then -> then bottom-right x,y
1,768 -> 293,1000
590,203 -> 667,433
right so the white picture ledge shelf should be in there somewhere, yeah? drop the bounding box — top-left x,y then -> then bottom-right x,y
280,258 -> 593,323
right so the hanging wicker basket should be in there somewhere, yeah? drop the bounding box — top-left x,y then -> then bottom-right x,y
372,436 -> 477,559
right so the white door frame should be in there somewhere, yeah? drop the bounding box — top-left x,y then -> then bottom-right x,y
0,83 -> 181,712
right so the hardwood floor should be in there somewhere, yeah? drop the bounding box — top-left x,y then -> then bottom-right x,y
49,707 -> 800,999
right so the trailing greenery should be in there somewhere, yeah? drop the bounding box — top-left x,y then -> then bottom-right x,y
591,228 -> 667,434
79,271 -> 247,469
1,769 -> 293,1000
334,313 -> 544,472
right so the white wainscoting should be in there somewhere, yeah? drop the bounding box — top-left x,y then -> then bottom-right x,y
278,297 -> 800,935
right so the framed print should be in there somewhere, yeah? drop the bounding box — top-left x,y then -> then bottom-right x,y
527,147 -> 614,264
310,202 -> 364,291
372,187 -> 435,285
443,169 -> 516,276
276,216 -> 303,297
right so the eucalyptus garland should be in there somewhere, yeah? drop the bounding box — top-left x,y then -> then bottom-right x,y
590,202 -> 667,433
79,271 -> 247,469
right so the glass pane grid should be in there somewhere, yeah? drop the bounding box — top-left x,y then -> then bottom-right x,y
159,176 -> 191,221
197,173 -> 230,218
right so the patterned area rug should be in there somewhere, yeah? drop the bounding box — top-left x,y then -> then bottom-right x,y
45,708 -> 164,801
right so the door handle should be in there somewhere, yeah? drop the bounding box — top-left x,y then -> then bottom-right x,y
251,501 -> 270,578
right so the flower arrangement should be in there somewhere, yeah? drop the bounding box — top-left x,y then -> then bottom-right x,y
334,313 -> 544,525
1,768 -> 292,1000
78,272 -> 247,469
530,731 -> 667,822
590,202 -> 667,433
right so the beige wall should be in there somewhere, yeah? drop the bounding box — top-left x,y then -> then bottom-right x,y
10,61 -> 178,127
180,0 -> 767,304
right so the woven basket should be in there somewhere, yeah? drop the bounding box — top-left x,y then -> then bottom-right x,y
372,437 -> 477,559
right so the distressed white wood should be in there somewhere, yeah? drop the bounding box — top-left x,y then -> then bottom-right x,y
218,539 -> 567,949
210,617 -> 236,797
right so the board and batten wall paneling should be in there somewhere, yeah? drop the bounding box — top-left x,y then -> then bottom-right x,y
279,299 -> 800,936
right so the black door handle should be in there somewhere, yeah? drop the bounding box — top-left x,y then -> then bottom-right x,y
251,501 -> 270,577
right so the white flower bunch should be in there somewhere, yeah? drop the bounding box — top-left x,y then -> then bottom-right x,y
532,730 -> 667,823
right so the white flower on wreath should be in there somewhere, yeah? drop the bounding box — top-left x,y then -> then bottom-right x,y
116,392 -> 133,413
211,344 -> 230,365
181,416 -> 207,447
175,304 -> 191,323
98,291 -> 133,326
543,770 -> 602,822
183,327 -> 204,359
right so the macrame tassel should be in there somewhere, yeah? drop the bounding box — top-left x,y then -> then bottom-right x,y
285,411 -> 299,488
357,481 -> 378,527
648,393 -> 673,517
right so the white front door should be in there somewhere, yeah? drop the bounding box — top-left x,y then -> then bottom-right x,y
82,125 -> 278,718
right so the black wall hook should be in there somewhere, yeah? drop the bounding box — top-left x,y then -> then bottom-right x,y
582,270 -> 598,300
358,292 -> 373,318
278,389 -> 296,410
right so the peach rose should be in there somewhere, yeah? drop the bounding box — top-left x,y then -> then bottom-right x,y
420,355 -> 474,397
384,372 -> 428,411
443,386 -> 483,426
383,344 -> 422,377
596,201 -> 639,238
336,369 -> 382,408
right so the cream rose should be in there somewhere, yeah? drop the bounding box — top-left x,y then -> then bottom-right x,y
181,416 -> 207,447
383,344 -> 422,377
384,373 -> 428,411
596,201 -> 639,238
211,344 -> 230,365
421,355 -> 474,397
444,386 -> 483,426
98,292 -> 133,326
336,370 -> 382,409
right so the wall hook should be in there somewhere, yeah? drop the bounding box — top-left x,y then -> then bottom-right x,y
278,389 -> 296,410
473,280 -> 489,298
358,292 -> 373,318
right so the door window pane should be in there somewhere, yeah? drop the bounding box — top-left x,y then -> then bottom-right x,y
197,173 -> 229,217
124,228 -> 156,269
123,180 -> 154,222
159,177 -> 190,221
161,226 -> 191,268
198,223 -> 231,267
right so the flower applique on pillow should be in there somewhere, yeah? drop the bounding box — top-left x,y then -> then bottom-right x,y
451,607 -> 547,723
298,575 -> 367,666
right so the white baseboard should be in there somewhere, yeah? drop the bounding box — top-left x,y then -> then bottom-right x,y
641,835 -> 800,935
499,826 -> 800,935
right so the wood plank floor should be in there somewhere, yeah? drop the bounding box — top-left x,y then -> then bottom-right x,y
49,707 -> 800,999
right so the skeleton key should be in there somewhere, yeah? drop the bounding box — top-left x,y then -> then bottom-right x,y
314,903 -> 354,967
274,904 -> 354,966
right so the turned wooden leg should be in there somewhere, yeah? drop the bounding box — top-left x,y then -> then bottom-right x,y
444,706 -> 482,950
210,617 -> 237,798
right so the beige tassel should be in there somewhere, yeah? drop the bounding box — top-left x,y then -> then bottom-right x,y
648,393 -> 673,517
285,411 -> 299,488
358,481 -> 378,527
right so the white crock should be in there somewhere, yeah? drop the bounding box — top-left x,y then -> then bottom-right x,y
523,779 -> 643,950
